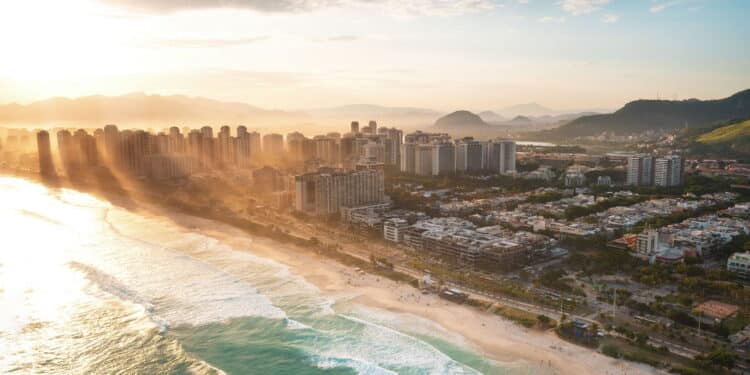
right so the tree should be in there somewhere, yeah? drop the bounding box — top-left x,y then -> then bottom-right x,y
701,349 -> 737,369
537,314 -> 551,327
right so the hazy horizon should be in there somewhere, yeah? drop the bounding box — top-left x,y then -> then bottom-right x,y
1,0 -> 749,112
0,90 -> 616,114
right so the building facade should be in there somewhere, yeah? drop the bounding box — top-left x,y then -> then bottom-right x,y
294,168 -> 385,216
432,142 -> 456,176
655,155 -> 683,187
627,154 -> 655,186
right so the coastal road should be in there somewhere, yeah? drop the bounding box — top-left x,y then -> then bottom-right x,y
278,214 -> 717,361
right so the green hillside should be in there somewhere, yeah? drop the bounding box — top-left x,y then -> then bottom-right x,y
542,88 -> 750,138
681,118 -> 750,158
696,119 -> 750,143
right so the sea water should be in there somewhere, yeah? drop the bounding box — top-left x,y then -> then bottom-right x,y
0,176 -> 547,375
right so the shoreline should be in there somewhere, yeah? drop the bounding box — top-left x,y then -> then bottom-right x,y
2,172 -> 664,374
133,199 -> 664,375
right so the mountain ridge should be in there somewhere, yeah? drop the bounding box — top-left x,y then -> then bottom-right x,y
433,110 -> 488,129
0,92 -> 306,127
548,89 -> 750,137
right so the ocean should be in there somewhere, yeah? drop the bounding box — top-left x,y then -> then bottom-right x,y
0,176 -> 545,375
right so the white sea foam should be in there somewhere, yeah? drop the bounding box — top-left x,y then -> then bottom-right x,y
68,251 -> 286,327
86,211 -> 290,326
92,197 -> 487,374
1,177 -> 519,375
104,210 -> 338,318
285,318 -> 313,331
315,356 -> 399,375
327,314 -> 483,375
345,304 -> 472,348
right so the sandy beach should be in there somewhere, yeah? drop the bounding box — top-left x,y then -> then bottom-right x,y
0,172 -> 665,374
143,204 -> 665,375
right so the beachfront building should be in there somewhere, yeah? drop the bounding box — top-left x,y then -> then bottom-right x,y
294,168 -> 385,216
383,218 -> 409,242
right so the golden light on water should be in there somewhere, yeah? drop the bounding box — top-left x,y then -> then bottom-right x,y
0,178 -> 107,334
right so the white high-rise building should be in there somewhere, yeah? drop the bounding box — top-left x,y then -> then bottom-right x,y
263,133 -> 284,156
455,139 -> 484,172
637,229 -> 659,255
414,144 -> 434,176
655,155 -> 683,187
627,154 -> 655,185
361,140 -> 385,164
488,139 -> 516,174
236,126 -> 252,167
432,142 -> 456,176
400,143 -> 416,174
248,131 -> 261,158
385,128 -> 403,166
314,136 -> 339,164
294,168 -> 385,216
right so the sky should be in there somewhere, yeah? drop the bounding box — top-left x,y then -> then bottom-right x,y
0,0 -> 748,112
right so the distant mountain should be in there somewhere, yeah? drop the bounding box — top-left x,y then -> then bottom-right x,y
551,89 -> 750,137
308,104 -> 439,117
478,111 -> 505,123
305,104 -> 441,128
534,112 -> 599,123
0,92 -> 307,128
500,103 -> 558,117
506,115 -> 533,125
433,110 -> 488,129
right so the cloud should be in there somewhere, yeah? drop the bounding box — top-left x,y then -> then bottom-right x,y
649,0 -> 702,13
559,0 -> 610,15
538,15 -> 566,23
325,35 -> 360,42
374,0 -> 497,17
99,0 -> 500,16
649,2 -> 673,13
144,36 -> 270,48
601,13 -> 618,23
99,0 -> 337,13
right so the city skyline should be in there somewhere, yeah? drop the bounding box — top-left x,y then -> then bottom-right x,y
1,0 -> 749,111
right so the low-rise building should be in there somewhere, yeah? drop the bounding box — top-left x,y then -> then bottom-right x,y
340,202 -> 391,229
692,300 -> 740,326
728,252 -> 750,280
401,218 -> 553,270
383,218 -> 409,243
729,325 -> 750,351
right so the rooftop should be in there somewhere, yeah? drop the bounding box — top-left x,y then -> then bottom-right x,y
693,300 -> 740,320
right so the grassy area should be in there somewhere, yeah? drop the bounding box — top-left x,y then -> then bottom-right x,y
492,304 -> 547,328
724,313 -> 750,335
407,259 -> 581,311
466,298 -> 555,329
599,337 -> 732,375
697,119 -> 750,144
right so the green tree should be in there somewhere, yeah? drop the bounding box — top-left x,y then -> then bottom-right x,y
701,349 -> 737,369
